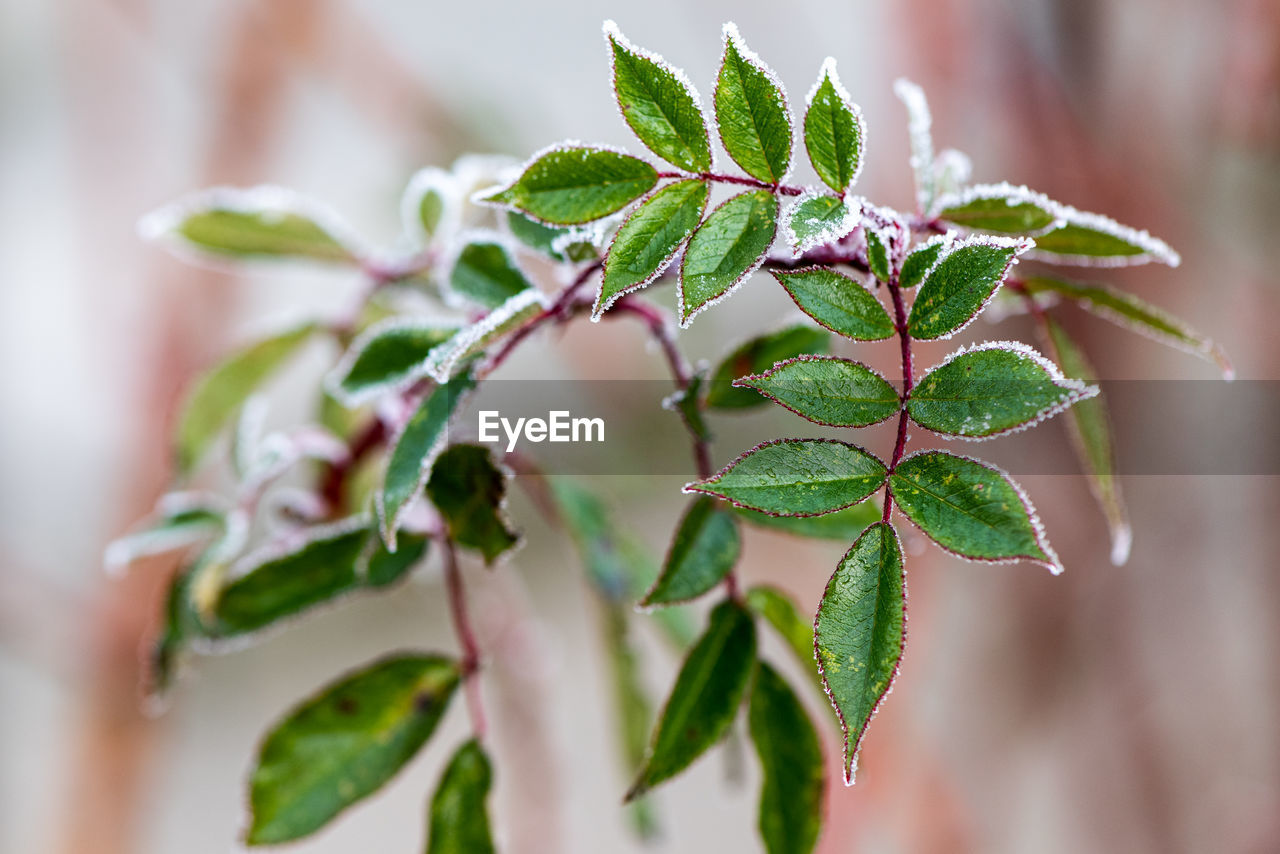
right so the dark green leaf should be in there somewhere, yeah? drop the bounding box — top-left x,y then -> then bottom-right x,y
426,444 -> 519,564
906,237 -> 1029,340
425,739 -> 495,854
506,210 -> 571,259
1030,210 -> 1180,266
770,267 -> 895,341
889,451 -> 1060,572
815,521 -> 904,783
597,179 -> 709,316
714,24 -> 793,183
606,23 -> 712,173
734,355 -> 900,427
688,439 -> 886,517
679,189 -> 778,326
936,183 -> 1059,233
328,320 -> 458,406
804,59 -> 863,194
750,663 -> 825,854
864,228 -> 890,283
898,236 -> 947,289
641,497 -> 741,606
783,194 -> 857,252
735,500 -> 879,541
626,599 -> 757,800
450,240 -> 533,308
707,324 -> 831,410
247,655 -> 460,845
481,146 -> 657,225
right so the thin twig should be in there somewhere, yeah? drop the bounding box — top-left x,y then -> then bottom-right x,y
656,169 -> 806,197
439,533 -> 487,738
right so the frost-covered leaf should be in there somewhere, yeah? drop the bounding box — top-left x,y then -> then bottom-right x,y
707,324 -> 830,410
907,341 -> 1096,439
506,210 -> 572,259
626,599 -> 756,800
481,146 -> 657,225
893,79 -> 935,213
326,319 -> 458,407
641,497 -> 741,607
606,22 -> 712,173
735,500 -> 879,541
714,24 -> 793,183
804,58 -> 864,195
782,192 -> 859,253
815,521 -> 904,784
175,322 -> 318,475
679,189 -> 778,326
1021,277 -> 1232,378
1040,317 -> 1131,565
105,493 -> 227,575
378,374 -> 474,547
770,267 -> 895,341
597,179 -> 709,317
1030,208 -> 1180,267
449,238 -> 534,308
744,586 -> 813,670
427,289 -> 548,382
426,444 -> 519,564
687,439 -> 886,516
936,183 -> 1061,234
425,739 -> 495,854
750,662 -> 825,854
734,355 -> 900,427
906,236 -> 1031,340
898,235 -> 949,289
141,186 -> 358,264
864,227 -> 891,282
889,451 -> 1060,573
402,168 -> 455,244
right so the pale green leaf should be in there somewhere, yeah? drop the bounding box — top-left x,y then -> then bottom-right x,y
936,183 -> 1060,234
423,289 -> 547,382
735,500 -> 879,541
782,193 -> 858,253
1030,209 -> 1180,267
864,228 -> 890,282
744,586 -> 814,670
327,319 -> 458,407
450,240 -> 533,308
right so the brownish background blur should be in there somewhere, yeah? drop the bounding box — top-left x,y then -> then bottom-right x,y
2,1 -> 1277,852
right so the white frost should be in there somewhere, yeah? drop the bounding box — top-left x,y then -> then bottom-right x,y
892,78 -> 935,214
721,22 -> 795,184
804,57 -> 868,194
1030,205 -> 1181,267
933,181 -> 1066,235
780,190 -> 862,254
324,315 -> 461,409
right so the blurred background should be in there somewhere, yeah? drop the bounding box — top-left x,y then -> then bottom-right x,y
2,0 -> 1278,851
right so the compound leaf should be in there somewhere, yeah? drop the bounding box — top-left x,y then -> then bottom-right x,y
426,444 -> 519,564
907,236 -> 1030,340
679,189 -> 778,326
714,24 -> 793,183
804,58 -> 864,194
641,497 -> 741,606
707,324 -> 830,410
750,663 -> 825,854
425,739 -> 495,854
770,267 -> 895,341
483,146 -> 657,225
734,355 -> 900,427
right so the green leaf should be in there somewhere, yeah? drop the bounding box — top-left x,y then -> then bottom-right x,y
769,267 -> 895,341
1020,277 -> 1232,378
936,183 -> 1060,233
482,146 -> 657,225
734,355 -> 900,427
906,236 -> 1029,340
506,210 -> 571,259
889,451 -> 1060,572
423,289 -> 547,382
744,586 -> 815,669
143,187 -> 357,264
378,374 -> 474,546
898,236 -> 947,289
735,500 -> 879,541
606,22 -> 712,173
426,444 -> 519,564
602,604 -> 661,838
679,189 -> 779,326
815,521 -> 905,783
688,439 -> 887,516
425,739 -> 496,854
175,323 -> 317,475
714,24 -> 793,183
750,663 -> 825,854
666,368 -> 712,443
641,497 -> 741,606
783,193 -> 858,253
804,58 -> 864,194
327,320 -> 458,407
449,240 -> 533,308
907,341 -> 1096,439
864,228 -> 891,283
597,179 -> 709,316
627,599 -> 757,800
403,168 -> 454,243
247,654 -> 460,845
105,494 -> 226,574
707,324 -> 831,410
1040,317 -> 1131,565
1030,209 -> 1180,267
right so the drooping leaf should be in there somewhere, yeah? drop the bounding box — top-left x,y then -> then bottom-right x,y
815,521 -> 905,784
105,493 -> 227,574
734,499 -> 879,541
1030,208 -> 1180,267
641,497 -> 741,606
247,655 -> 460,845
679,189 -> 778,326
605,22 -> 712,173
426,444 -> 519,564
892,79 -> 936,213
898,235 -> 948,289
597,179 -> 709,317
935,183 -> 1060,234
706,324 -> 831,410
327,319 -> 458,407
907,341 -> 1096,439
175,323 -> 318,475
782,193 -> 859,253
804,58 -> 864,194
864,228 -> 891,283
378,374 -> 474,546
906,236 -> 1030,340
749,663 -> 826,854
626,599 -> 757,800
889,451 -> 1060,572
482,146 -> 658,225
424,289 -> 548,382
687,439 -> 887,516
770,267 -> 895,341
425,739 -> 496,854
449,239 -> 534,308
1020,276 -> 1232,378
734,355 -> 900,427
714,24 -> 793,183
744,586 -> 815,670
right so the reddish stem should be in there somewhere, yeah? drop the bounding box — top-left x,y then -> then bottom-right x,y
883,273 -> 914,523
439,533 -> 487,738
481,260 -> 602,378
656,170 -> 806,197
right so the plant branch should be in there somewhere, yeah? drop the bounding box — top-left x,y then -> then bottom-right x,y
480,260 -> 603,378
883,269 -> 914,524
656,170 -> 806,197
439,532 -> 487,738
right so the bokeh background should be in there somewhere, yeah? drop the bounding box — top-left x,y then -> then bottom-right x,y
3,0 -> 1278,852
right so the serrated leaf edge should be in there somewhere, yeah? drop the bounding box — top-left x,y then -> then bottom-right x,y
780,189 -> 861,254
733,354 -> 901,428
768,265 -> 896,341
323,316 -> 459,409
803,56 -> 866,195
907,233 -> 1035,341
677,190 -> 780,328
717,22 -> 795,185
